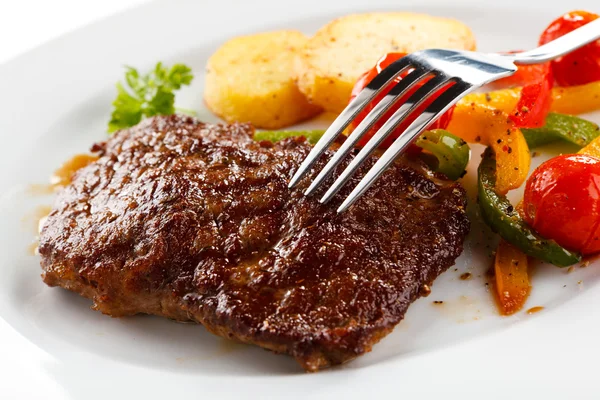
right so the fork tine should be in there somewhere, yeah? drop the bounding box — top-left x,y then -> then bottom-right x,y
303,67 -> 430,196
319,73 -> 450,204
337,80 -> 474,213
288,56 -> 413,189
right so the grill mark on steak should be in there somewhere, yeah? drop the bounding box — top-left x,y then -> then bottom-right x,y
38,115 -> 469,371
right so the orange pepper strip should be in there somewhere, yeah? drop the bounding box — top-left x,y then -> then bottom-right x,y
494,239 -> 531,316
461,81 -> 600,116
447,102 -> 531,194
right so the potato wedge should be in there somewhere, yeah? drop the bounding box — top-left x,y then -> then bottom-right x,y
295,12 -> 477,113
205,31 -> 322,129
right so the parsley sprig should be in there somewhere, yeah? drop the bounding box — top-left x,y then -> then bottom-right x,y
108,62 -> 194,133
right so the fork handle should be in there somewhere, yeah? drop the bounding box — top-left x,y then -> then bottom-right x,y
506,18 -> 600,65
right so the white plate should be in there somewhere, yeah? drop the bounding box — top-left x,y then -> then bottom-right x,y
0,0 -> 599,398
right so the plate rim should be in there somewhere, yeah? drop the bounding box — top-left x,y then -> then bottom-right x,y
1,0 -> 599,398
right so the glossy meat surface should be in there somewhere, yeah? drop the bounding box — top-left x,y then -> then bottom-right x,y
39,115 -> 469,371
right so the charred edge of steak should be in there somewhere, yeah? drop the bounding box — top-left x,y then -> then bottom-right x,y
39,115 -> 470,371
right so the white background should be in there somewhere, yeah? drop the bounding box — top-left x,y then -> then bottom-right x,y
0,0 -> 146,64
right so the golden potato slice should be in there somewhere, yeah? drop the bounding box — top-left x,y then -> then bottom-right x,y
295,13 -> 477,113
204,30 -> 322,129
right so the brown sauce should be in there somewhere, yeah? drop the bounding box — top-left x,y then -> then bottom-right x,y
25,154 -> 99,255
51,154 -> 99,187
460,272 -> 472,280
527,306 -> 544,315
27,153 -> 99,195
419,284 -> 431,297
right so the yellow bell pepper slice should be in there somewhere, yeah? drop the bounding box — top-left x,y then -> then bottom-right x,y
460,88 -> 519,115
461,81 -> 600,116
552,81 -> 600,115
579,134 -> 600,158
494,239 -> 531,316
447,102 -> 531,194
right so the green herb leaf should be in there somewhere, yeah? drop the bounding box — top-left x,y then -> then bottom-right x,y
108,62 -> 194,133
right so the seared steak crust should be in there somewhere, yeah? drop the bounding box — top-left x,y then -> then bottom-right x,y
39,115 -> 469,371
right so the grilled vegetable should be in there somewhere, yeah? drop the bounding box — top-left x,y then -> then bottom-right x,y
478,148 -> 581,267
461,80 -> 600,116
523,154 -> 600,256
494,54 -> 554,128
254,130 -> 325,145
447,102 -> 530,194
256,129 -> 470,180
522,112 -> 600,148
551,81 -> 600,115
494,239 -> 531,315
580,134 -> 600,158
539,11 -> 600,86
415,130 -> 469,180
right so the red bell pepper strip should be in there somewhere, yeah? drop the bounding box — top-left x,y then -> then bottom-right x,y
494,52 -> 554,129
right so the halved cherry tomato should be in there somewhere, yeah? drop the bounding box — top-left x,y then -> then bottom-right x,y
493,51 -> 554,128
523,154 -> 600,255
348,53 -> 455,149
539,11 -> 600,86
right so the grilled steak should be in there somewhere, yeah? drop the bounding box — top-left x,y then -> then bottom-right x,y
39,115 -> 469,371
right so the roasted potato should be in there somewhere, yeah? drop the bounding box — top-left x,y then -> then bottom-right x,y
295,12 -> 477,113
204,31 -> 322,129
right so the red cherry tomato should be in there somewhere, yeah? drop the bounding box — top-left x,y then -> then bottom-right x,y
539,11 -> 600,86
349,53 -> 455,149
493,51 -> 554,128
523,154 -> 600,255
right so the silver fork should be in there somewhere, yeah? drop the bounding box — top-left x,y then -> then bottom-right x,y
289,18 -> 600,213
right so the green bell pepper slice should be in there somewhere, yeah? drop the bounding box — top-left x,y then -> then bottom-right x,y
522,112 -> 600,149
414,129 -> 470,180
253,130 -> 325,145
478,148 -> 581,267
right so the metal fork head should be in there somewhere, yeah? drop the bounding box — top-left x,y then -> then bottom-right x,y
288,49 -> 518,212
